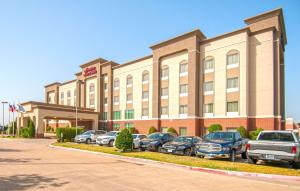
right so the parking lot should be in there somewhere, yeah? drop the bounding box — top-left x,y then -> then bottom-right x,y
1,138 -> 300,191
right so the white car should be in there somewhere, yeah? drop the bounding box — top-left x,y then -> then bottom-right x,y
113,134 -> 147,149
96,131 -> 120,147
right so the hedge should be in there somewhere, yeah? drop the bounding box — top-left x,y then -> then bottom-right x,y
115,128 -> 133,152
20,119 -> 35,138
56,127 -> 84,142
236,126 -> 248,138
167,127 -> 177,135
249,128 -> 263,140
148,126 -> 157,134
208,124 -> 222,133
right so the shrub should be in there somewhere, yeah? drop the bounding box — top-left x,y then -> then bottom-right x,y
167,127 -> 177,135
249,128 -> 263,140
115,128 -> 133,152
237,126 -> 248,138
128,127 -> 136,134
148,126 -> 157,134
56,127 -> 84,142
208,124 -> 222,133
27,119 -> 35,138
20,128 -> 29,138
46,126 -> 52,132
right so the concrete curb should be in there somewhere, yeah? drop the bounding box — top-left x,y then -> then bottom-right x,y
49,144 -> 300,182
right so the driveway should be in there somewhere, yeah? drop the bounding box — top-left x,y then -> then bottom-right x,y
1,138 -> 300,191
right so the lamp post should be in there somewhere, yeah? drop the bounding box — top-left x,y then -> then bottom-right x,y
75,80 -> 79,136
1,101 -> 8,135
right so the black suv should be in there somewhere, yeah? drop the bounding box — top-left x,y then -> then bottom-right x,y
161,136 -> 202,156
139,132 -> 176,152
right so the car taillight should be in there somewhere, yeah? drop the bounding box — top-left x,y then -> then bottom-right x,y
291,146 -> 297,154
246,144 -> 251,150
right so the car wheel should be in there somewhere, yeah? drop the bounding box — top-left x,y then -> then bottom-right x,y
241,151 -> 247,159
184,148 -> 192,156
86,138 -> 91,144
139,148 -> 145,151
247,157 -> 257,164
229,150 -> 236,162
109,140 -> 114,147
157,145 -> 162,152
291,162 -> 300,169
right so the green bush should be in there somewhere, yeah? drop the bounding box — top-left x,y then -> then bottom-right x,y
249,128 -> 263,140
167,127 -> 177,135
19,119 -> 35,138
56,127 -> 84,142
208,124 -> 222,133
128,127 -> 136,134
237,126 -> 248,138
148,126 -> 157,134
115,128 -> 133,152
20,128 -> 29,138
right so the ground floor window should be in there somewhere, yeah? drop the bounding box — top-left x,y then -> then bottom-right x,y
113,111 -> 121,120
125,123 -> 134,129
125,109 -> 134,119
227,127 -> 237,132
179,127 -> 187,136
100,123 -> 107,131
113,123 -> 120,131
161,127 -> 168,133
102,112 -> 108,120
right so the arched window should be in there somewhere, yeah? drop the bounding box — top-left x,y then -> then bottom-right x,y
126,75 -> 133,87
179,61 -> 188,76
142,71 -> 149,83
113,78 -> 119,89
161,65 -> 169,79
203,56 -> 214,72
89,83 -> 95,108
227,50 -> 239,68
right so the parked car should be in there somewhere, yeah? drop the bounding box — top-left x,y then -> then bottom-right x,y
139,132 -> 177,152
96,131 -> 120,147
160,136 -> 202,156
195,131 -> 248,162
113,134 -> 147,149
247,131 -> 300,168
74,130 -> 106,144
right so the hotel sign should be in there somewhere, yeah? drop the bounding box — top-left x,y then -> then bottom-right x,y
84,67 -> 97,77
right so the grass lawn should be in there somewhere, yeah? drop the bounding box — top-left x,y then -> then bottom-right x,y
53,142 -> 300,177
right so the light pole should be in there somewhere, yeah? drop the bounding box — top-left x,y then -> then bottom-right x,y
75,80 -> 79,136
1,101 -> 8,135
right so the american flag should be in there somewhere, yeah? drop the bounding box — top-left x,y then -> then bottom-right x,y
9,104 -> 16,112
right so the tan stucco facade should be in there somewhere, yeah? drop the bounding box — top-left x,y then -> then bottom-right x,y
22,8 -> 287,136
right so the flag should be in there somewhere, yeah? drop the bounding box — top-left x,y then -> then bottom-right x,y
17,104 -> 25,113
8,104 -> 16,112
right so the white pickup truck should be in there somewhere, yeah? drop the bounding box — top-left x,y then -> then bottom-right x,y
247,131 -> 300,168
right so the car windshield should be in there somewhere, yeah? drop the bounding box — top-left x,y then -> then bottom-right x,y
105,132 -> 117,136
82,131 -> 92,135
148,133 -> 164,139
173,137 -> 193,143
258,132 -> 295,142
204,132 -> 235,141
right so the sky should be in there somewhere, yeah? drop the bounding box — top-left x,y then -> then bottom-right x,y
0,0 -> 299,125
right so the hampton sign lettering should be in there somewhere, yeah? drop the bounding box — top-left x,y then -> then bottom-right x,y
84,67 -> 97,77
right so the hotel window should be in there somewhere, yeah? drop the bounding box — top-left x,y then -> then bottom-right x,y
204,81 -> 214,94
142,108 -> 149,117
89,83 -> 95,108
102,112 -> 108,120
113,111 -> 121,120
179,127 -> 187,136
48,96 -> 52,104
227,101 -> 239,112
125,123 -> 134,129
113,123 -> 120,131
161,66 -> 169,80
142,91 -> 149,100
104,83 -> 108,91
60,92 -> 64,105
227,77 -> 239,92
114,78 -> 119,89
161,106 -> 169,116
142,71 -> 149,83
204,103 -> 214,114
113,96 -> 119,105
227,50 -> 239,68
179,105 -> 188,116
127,93 -> 133,103
67,90 -> 71,106
104,97 -> 108,105
161,87 -> 168,98
126,75 -> 133,87
203,57 -> 214,73
125,109 -> 134,119
179,84 -> 188,96
179,62 -> 188,76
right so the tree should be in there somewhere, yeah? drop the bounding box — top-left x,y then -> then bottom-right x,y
115,128 -> 133,152
208,124 -> 222,133
27,119 -> 35,138
148,126 -> 157,134
236,126 -> 248,138
167,127 -> 177,135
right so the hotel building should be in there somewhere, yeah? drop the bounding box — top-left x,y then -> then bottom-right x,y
19,8 -> 287,137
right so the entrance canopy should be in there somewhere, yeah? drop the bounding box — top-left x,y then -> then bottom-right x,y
18,101 -> 99,137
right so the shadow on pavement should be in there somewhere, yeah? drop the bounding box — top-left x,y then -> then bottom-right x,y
0,158 -> 41,164
0,174 -> 69,190
0,148 -> 21,152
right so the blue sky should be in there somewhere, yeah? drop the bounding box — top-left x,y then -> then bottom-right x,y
0,0 -> 299,125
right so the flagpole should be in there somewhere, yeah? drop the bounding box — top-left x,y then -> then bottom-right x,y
8,105 -> 10,136
12,109 -> 15,136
